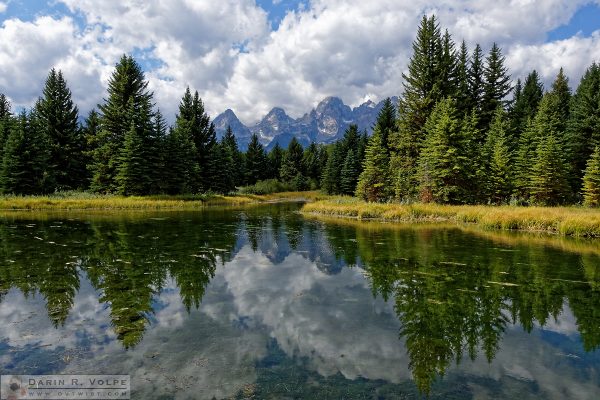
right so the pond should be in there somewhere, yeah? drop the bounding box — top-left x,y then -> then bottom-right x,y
0,203 -> 598,399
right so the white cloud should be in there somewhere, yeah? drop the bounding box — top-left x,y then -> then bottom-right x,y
0,1 -> 599,124
0,2 -> 7,14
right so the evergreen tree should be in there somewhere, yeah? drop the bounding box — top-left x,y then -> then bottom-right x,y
302,142 -> 321,185
36,68 -> 85,191
550,67 -> 571,133
244,134 -> 267,185
582,147 -> 600,207
91,55 -> 154,192
279,137 -> 304,182
174,88 -> 217,191
510,70 -> 543,144
468,44 -> 485,113
222,126 -> 244,186
162,126 -> 198,194
374,98 -> 396,151
481,43 -> 512,129
566,64 -> 600,193
206,140 -> 235,194
0,112 -> 50,194
0,94 -> 12,156
81,109 -> 101,187
482,108 -> 513,204
514,93 -> 563,200
356,128 -> 391,202
321,144 -> 342,195
417,99 -> 470,204
340,149 -> 360,195
529,134 -> 571,206
115,101 -> 154,195
455,41 -> 471,115
268,142 -> 284,180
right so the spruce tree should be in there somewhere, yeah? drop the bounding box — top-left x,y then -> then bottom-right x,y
162,126 -> 198,194
340,149 -> 360,195
222,126 -> 244,186
268,142 -> 284,180
582,147 -> 600,207
115,101 -> 154,195
374,99 -> 396,152
0,111 -> 50,194
0,94 -> 12,156
356,128 -> 390,202
482,108 -> 513,204
468,44 -> 485,113
302,142 -> 321,185
455,41 -> 471,115
91,55 -> 154,192
416,99 -> 469,204
279,137 -> 304,182
550,68 -> 571,133
481,43 -> 512,129
529,134 -> 571,206
174,88 -> 217,191
510,70 -> 543,144
566,63 -> 600,193
514,93 -> 563,200
321,144 -> 342,194
244,134 -> 267,185
36,68 -> 85,191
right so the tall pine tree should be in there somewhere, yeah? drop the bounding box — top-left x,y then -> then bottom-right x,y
481,43 -> 512,129
36,69 -> 85,191
582,147 -> 600,207
91,55 -> 154,193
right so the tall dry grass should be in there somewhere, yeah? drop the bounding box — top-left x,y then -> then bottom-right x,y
301,197 -> 600,237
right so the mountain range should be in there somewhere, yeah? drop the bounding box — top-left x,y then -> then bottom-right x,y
213,96 -> 398,151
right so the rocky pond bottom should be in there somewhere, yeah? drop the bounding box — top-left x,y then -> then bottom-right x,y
0,203 -> 598,399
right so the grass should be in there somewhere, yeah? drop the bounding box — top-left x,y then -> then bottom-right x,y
301,197 -> 600,237
0,191 -> 326,211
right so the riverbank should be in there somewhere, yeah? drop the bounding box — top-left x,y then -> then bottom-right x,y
0,191 -> 326,211
301,197 -> 600,237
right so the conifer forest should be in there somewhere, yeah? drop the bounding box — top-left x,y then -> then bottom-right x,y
1,15 -> 600,207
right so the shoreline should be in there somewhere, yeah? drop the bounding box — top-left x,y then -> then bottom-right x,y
300,198 -> 600,238
0,191 -> 326,211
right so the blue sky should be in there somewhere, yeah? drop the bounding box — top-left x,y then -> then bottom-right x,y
1,1 -> 600,123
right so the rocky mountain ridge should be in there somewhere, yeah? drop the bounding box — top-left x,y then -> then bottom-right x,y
213,96 -> 398,150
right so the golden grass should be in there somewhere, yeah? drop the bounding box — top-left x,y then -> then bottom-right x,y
0,191 -> 326,211
301,197 -> 600,237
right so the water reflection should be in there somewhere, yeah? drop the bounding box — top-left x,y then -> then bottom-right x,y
0,205 -> 599,398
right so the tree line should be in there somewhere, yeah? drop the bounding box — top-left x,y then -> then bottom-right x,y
0,57 -> 329,196
346,15 -> 600,206
1,15 -> 600,205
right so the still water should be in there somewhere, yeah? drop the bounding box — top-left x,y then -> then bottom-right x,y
0,203 -> 598,399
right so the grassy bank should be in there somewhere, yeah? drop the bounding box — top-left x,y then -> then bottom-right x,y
301,197 -> 600,237
0,191 -> 326,211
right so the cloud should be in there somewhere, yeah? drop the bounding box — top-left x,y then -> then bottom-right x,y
0,2 -> 7,14
0,1 -> 599,124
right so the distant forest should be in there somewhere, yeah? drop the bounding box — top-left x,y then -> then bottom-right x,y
1,15 -> 600,206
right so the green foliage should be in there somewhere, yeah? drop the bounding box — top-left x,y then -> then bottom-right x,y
482,108 -> 513,204
417,99 -> 471,204
279,137 -> 304,182
222,126 -> 244,186
480,43 -> 512,129
238,179 -> 294,195
162,125 -> 198,194
91,55 -> 154,193
567,63 -> 600,192
340,149 -> 360,195
36,68 -> 86,191
528,134 -> 571,206
245,133 -> 267,185
0,112 -> 50,194
582,147 -> 600,207
356,128 -> 391,202
267,142 -> 284,180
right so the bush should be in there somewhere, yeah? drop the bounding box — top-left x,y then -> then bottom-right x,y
238,179 -> 295,195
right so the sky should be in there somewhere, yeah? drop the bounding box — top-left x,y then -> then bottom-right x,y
1,0 -> 600,124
